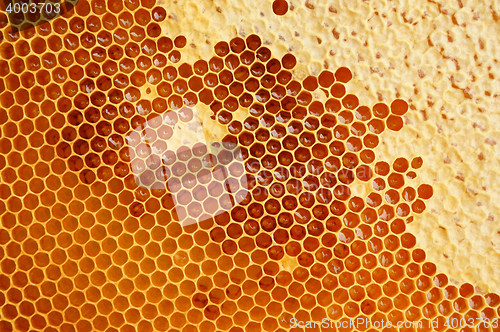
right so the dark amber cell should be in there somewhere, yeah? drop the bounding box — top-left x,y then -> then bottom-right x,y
284,81 -> 300,98
31,37 -> 47,54
209,57 -> 224,73
373,162 -> 389,176
190,60 -> 208,76
420,262 -> 436,278
285,121 -> 301,136
395,188 -> 412,204
469,295 -> 485,310
367,118 -> 385,134
321,100 -> 339,115
259,75 -> 275,90
275,71 -> 291,87
279,53 -> 296,70
0,42 -> 15,61
42,53 -> 58,70
141,39 -> 157,57
163,66 -> 178,81
310,144 -> 327,160
227,37 -> 245,54
391,157 -> 409,173
202,73 -> 219,89
86,16 -> 102,33
346,137 -> 362,152
255,47 -> 270,62
222,55 -> 239,72
484,293 -> 500,307
134,9 -> 151,27
342,94 -> 359,110
8,58 -> 26,77
316,71 -> 334,88
106,0 -> 123,13
214,41 -> 229,57
272,0 -> 288,15
304,102 -> 322,118
458,283 -> 475,299
12,42 -> 28,62
90,0 -> 107,15
335,67 -> 352,83
384,189 -> 399,205
174,35 -> 187,48
387,173 -> 404,189
155,37 -> 173,55
217,111 -> 232,124
102,13 -> 118,31
326,141 -> 344,158
238,92 -> 253,107
168,50 -> 181,63
387,115 -> 403,131
219,70 -> 233,85
417,184 -> 433,199
330,83 -> 345,98
325,157 -> 340,172
340,154 -> 358,171
297,91 -> 312,106
405,171 -> 416,180
250,63 -> 266,78
242,79 -> 259,95
349,121 -> 365,136
302,76 -> 318,91
391,99 -> 408,115
114,12 -> 134,29
63,34 -> 80,52
244,34 -> 261,51
358,151 -> 375,166
277,96 -> 293,111
411,199 -> 426,213
150,7 -> 167,23
409,157 -> 423,170
173,78 -> 188,95
353,165 -> 370,182
373,103 -> 390,118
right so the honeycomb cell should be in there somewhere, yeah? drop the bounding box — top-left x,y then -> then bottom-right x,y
390,99 -> 409,115
386,115 -> 403,131
272,0 -> 288,15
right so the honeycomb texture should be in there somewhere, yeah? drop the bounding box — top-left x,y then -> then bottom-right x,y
133,0 -> 500,293
0,1 -> 499,332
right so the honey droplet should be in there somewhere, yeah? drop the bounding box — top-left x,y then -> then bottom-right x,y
272,0 -> 289,15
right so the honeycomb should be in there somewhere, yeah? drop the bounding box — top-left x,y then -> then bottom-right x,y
0,1 -> 499,332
